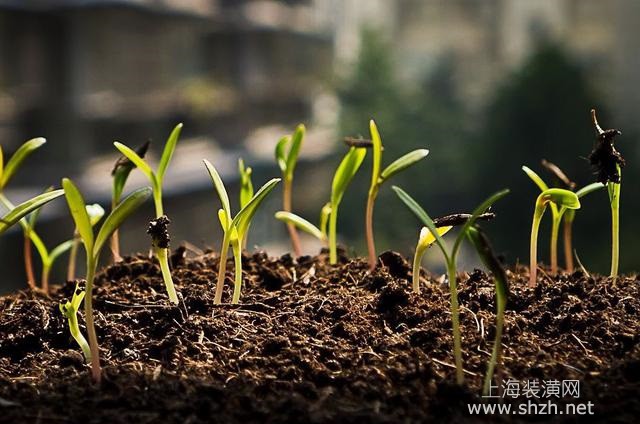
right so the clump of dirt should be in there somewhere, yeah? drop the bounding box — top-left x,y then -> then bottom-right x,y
0,250 -> 638,423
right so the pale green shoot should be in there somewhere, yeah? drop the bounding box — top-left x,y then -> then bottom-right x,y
412,226 -> 452,293
59,282 -> 91,362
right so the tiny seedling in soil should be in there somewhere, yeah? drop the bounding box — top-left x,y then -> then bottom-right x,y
588,109 -> 625,280
393,185 -> 509,384
114,124 -> 182,304
528,188 -> 580,287
466,225 -> 508,397
58,281 -> 91,362
365,120 -> 429,271
275,125 -> 304,256
522,164 -> 603,274
204,159 -> 280,304
62,178 -> 151,382
110,140 -> 150,262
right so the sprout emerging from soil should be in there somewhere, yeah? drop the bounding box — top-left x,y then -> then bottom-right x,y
466,226 -> 508,397
275,125 -> 304,256
588,109 -> 624,279
393,185 -> 509,385
522,164 -> 604,274
62,178 -> 151,383
110,140 -> 149,262
412,226 -> 452,293
204,159 -> 280,304
365,120 -> 429,271
114,124 -> 182,304
59,281 -> 91,362
528,188 -> 580,287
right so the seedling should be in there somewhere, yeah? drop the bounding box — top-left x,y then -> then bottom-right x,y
274,207 -> 329,245
62,178 -> 151,382
114,123 -> 182,304
238,159 -> 254,249
0,137 -> 48,287
393,185 -> 509,384
365,120 -> 429,271
528,188 -> 580,287
110,141 -> 149,262
275,125 -> 304,256
588,109 -> 624,279
522,164 -> 603,273
204,159 -> 280,304
59,282 -> 91,361
412,226 -> 452,293
466,226 -> 508,397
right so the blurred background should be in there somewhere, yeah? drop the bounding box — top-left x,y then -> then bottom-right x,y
1,0 -> 639,294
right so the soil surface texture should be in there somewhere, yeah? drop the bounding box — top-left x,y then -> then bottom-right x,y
1,249 -> 638,423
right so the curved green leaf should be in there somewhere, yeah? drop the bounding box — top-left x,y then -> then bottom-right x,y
203,159 -> 231,221
319,202 -> 331,237
275,211 -> 325,241
112,141 -> 150,204
233,178 -> 280,236
114,142 -> 154,182
380,149 -> 429,182
369,120 -> 383,188
62,179 -> 94,252
576,182 -> 605,198
0,189 -> 64,235
49,240 -> 75,264
157,123 -> 182,181
218,209 -> 238,241
27,186 -> 55,228
522,166 -> 549,192
275,136 -> 290,173
541,188 -> 580,209
93,187 -> 151,258
285,124 -> 305,179
331,147 -> 367,206
1,138 -> 46,189
238,159 -> 254,209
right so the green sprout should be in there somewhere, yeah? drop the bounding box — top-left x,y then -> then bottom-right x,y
528,188 -> 580,287
204,159 -> 280,304
275,124 -> 304,256
0,137 -> 49,288
62,178 -> 150,383
67,204 -> 106,281
588,109 -> 624,280
522,165 -> 603,274
238,158 -> 254,249
274,206 -> 329,245
59,282 -> 91,362
412,226 -> 452,293
365,120 -> 429,270
466,226 -> 508,397
110,141 -> 149,262
393,185 -> 509,385
114,123 -> 182,304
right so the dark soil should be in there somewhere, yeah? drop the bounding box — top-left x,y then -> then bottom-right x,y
1,248 -> 638,423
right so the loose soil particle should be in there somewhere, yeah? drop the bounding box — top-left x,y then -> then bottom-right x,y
0,248 -> 638,423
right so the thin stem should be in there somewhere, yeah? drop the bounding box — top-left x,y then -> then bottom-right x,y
283,178 -> 302,257
563,217 -> 574,273
84,257 -> 101,383
67,235 -> 79,281
69,310 -> 91,362
447,260 -> 464,385
153,182 -> 164,218
550,215 -> 561,275
329,203 -> 338,265
483,306 -> 504,396
231,241 -> 243,304
156,247 -> 178,304
110,197 -> 122,263
41,261 -> 51,293
365,190 -> 377,271
529,207 -> 543,287
609,179 -> 621,280
412,244 -> 426,294
214,233 -> 231,304
24,235 -> 36,290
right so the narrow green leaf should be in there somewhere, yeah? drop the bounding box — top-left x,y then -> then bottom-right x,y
331,147 -> 367,206
521,166 -> 549,192
275,136 -> 290,173
542,188 -> 580,209
1,137 -> 46,189
319,202 -> 331,237
93,187 -> 151,258
467,226 -> 508,302
112,141 -> 150,204
238,159 -> 254,209
62,179 -> 94,251
157,123 -> 182,181
0,189 -> 64,235
114,142 -> 154,182
218,209 -> 238,240
27,186 -> 55,228
233,178 -> 281,236
275,211 -> 325,241
285,124 -> 304,179
203,159 -> 231,220
392,185 -> 449,262
49,240 -> 75,264
380,149 -> 429,182
369,120 -> 383,188
576,182 -> 605,198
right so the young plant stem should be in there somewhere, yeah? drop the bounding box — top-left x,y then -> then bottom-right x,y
412,244 -> 425,294
84,257 -> 101,383
110,197 -> 122,263
609,174 -> 621,280
483,309 -> 504,396
365,190 -> 378,271
283,178 -> 301,257
155,247 -> 178,303
529,205 -> 544,287
231,241 -> 243,304
550,216 -> 561,274
329,204 -> 339,264
214,233 -> 231,304
446,260 -> 464,385
563,214 -> 574,273
23,236 -> 36,289
68,306 -> 91,361
41,262 -> 51,293
67,235 -> 79,281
